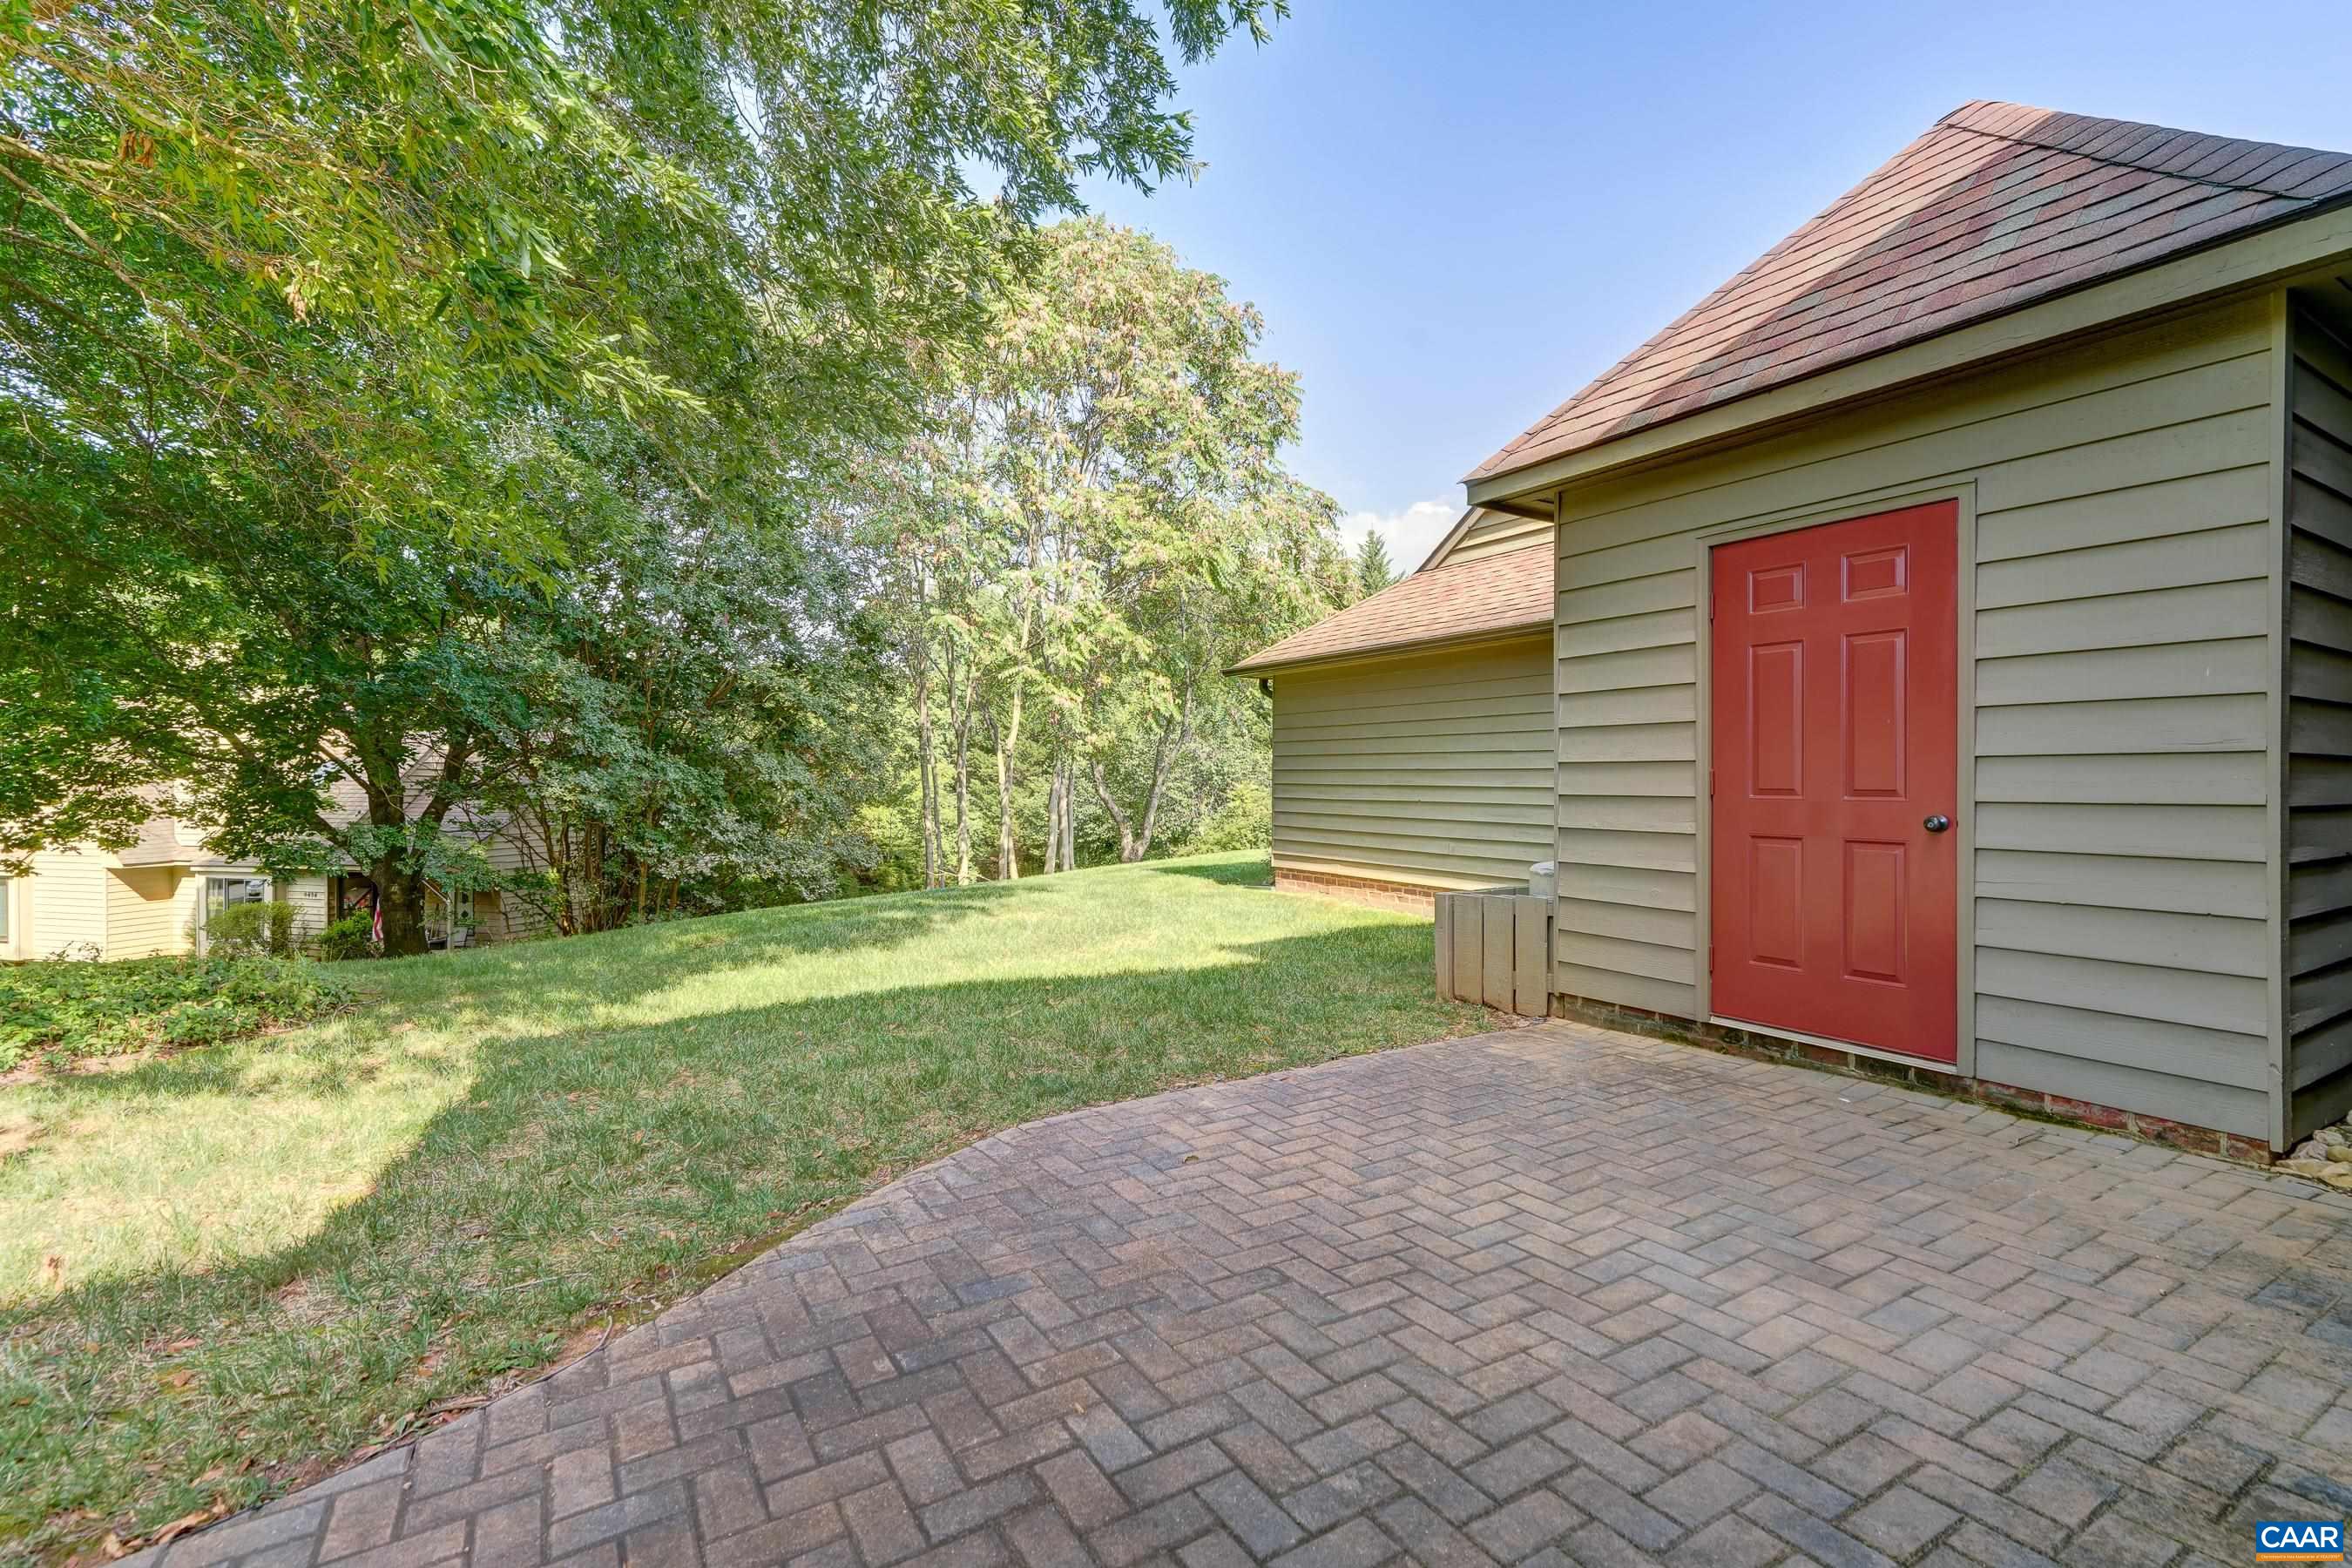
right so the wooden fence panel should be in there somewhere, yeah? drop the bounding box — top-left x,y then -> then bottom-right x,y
1433,892 -> 1455,999
1512,896 -> 1550,1017
1482,904 -> 1513,1009
1433,889 -> 1553,1015
1450,896 -> 1483,1003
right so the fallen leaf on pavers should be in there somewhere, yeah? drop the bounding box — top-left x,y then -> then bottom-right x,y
152,1506 -> 223,1545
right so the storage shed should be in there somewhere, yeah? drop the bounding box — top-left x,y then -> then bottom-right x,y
1243,100 -> 2352,1153
1231,508 -> 1555,908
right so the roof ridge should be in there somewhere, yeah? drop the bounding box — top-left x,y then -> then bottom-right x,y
1229,542 -> 1552,673
1468,104 -> 2352,486
1939,100 -> 2350,200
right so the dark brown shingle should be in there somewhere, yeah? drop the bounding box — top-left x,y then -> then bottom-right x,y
1230,544 -> 1551,673
1472,101 -> 2352,484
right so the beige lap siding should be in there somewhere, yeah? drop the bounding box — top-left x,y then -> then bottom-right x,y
284,875 -> 332,941
1549,294 -> 2278,1139
1271,635 -> 1557,892
2286,301 -> 2352,1138
476,827 -> 551,939
21,850 -> 109,958
105,867 -> 189,958
1438,510 -> 1553,566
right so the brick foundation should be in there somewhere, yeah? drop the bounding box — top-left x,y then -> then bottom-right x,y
1550,991 -> 2277,1167
1272,868 -> 1437,914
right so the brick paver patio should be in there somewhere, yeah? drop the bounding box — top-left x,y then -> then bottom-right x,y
139,1021 -> 2352,1567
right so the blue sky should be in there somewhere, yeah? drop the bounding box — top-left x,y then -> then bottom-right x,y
1079,0 -> 2352,569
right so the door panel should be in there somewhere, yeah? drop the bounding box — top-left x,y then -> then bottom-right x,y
1710,502 -> 1959,1062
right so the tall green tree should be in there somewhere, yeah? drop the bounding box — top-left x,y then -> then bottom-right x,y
482,437 -> 889,932
862,219 -> 1349,879
1356,531 -> 1398,598
1,0 -> 1290,563
2,0 -> 1294,945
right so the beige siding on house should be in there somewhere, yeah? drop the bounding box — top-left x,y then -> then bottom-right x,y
1435,510 -> 1552,567
105,867 -> 190,959
170,870 -> 207,952
1549,295 -> 2279,1137
474,824 -> 551,939
0,874 -> 27,960
21,849 -> 110,959
286,875 -> 333,942
1272,634 -> 1556,890
2286,299 -> 2352,1138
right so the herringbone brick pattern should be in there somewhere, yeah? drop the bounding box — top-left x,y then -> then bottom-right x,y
138,1023 -> 2352,1568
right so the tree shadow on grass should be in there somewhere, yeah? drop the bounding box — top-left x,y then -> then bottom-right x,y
0,914 -> 1490,1552
1134,854 -> 1276,889
25,879 -> 1024,1112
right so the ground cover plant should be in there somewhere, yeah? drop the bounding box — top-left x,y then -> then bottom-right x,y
0,956 -> 350,1073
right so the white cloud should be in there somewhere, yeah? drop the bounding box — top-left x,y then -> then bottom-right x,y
1339,497 -> 1462,574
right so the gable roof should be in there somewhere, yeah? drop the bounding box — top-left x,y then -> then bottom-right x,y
1473,101 -> 2352,487
1229,543 -> 1552,674
1414,505 -> 1548,574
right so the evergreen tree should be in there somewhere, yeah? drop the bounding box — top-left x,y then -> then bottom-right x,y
1356,531 -> 1398,598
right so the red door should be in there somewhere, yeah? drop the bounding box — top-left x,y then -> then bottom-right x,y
1709,502 -> 1959,1063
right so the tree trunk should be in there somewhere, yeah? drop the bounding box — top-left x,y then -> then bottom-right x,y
1041,760 -> 1077,875
371,856 -> 430,957
991,688 -> 1023,881
993,738 -> 1017,880
916,661 -> 941,888
1125,695 -> 1194,863
911,581 -> 942,889
1085,699 -> 1193,866
1040,767 -> 1062,875
1058,760 -> 1076,870
952,690 -> 973,886
1086,762 -> 1140,863
584,821 -> 609,932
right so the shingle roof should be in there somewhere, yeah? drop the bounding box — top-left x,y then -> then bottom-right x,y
1230,543 -> 1552,673
1473,101 -> 2352,485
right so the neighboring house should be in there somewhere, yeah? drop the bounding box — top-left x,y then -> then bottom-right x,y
3,814 -> 288,962
3,788 -> 546,962
1238,100 -> 2352,1153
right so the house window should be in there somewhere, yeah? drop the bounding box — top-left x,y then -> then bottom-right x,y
204,875 -> 269,917
199,875 -> 270,953
0,875 -> 12,950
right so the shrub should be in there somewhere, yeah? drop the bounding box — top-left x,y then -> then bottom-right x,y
310,912 -> 379,962
0,956 -> 351,1071
1181,781 -> 1272,855
204,899 -> 297,956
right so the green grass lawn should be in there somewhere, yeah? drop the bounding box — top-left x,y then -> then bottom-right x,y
0,853 -> 1487,1562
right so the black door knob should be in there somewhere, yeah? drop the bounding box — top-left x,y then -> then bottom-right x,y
1923,814 -> 1952,834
